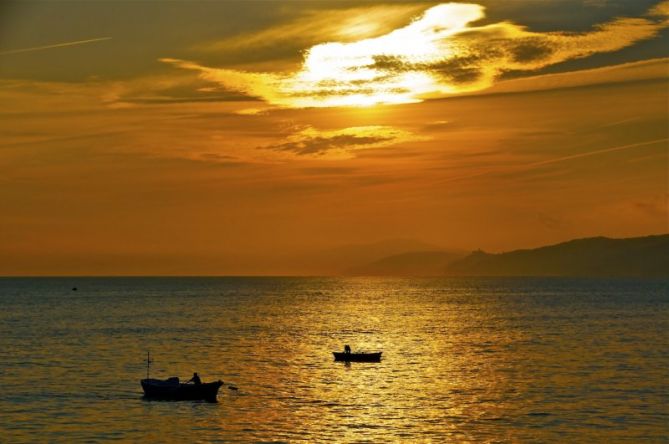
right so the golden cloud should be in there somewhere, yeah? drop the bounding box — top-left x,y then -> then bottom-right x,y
163,2 -> 669,108
467,57 -> 669,96
259,125 -> 426,159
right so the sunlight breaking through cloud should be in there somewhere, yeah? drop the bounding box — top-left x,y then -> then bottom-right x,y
163,1 -> 669,108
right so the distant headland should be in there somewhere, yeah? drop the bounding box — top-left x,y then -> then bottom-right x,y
346,234 -> 669,277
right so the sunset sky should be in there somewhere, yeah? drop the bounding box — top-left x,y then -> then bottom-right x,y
1,0 -> 667,275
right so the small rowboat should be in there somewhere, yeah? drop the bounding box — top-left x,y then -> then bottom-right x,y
141,377 -> 223,402
333,351 -> 382,362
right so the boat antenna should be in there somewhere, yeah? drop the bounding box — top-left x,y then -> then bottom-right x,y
146,351 -> 152,379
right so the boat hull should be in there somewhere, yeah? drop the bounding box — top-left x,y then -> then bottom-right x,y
141,378 -> 223,402
333,352 -> 382,362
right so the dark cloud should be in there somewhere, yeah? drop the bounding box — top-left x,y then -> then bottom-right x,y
509,38 -> 556,63
257,125 -> 420,158
265,133 -> 395,156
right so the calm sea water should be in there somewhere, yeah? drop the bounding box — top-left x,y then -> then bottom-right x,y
0,277 -> 667,442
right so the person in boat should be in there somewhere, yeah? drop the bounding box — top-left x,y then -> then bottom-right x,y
344,344 -> 351,354
186,372 -> 202,385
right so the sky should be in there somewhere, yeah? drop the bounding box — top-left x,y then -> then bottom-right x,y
1,0 -> 668,275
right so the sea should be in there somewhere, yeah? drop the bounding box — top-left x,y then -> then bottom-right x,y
1,277 -> 667,443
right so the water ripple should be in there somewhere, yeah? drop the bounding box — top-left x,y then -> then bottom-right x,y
0,277 -> 667,442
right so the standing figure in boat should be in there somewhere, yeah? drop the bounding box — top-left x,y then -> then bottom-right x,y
187,372 -> 202,385
344,344 -> 351,354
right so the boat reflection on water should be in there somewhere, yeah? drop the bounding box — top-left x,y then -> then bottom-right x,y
333,351 -> 383,362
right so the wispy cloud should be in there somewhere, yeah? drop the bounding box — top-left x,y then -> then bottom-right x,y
470,58 -> 669,96
163,1 -> 669,108
195,4 -> 426,59
0,37 -> 112,56
260,126 -> 425,159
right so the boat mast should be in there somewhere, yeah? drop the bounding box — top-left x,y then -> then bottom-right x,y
146,351 -> 152,379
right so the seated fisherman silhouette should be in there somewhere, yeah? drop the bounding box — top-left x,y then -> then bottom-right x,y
186,372 -> 202,385
344,344 -> 351,354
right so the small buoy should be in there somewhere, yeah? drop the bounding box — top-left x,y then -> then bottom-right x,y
72,287 -> 78,291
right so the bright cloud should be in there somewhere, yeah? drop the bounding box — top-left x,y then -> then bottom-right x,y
164,1 -> 669,107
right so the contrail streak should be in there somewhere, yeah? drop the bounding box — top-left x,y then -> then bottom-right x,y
525,138 -> 668,168
0,37 -> 112,55
440,138 -> 668,184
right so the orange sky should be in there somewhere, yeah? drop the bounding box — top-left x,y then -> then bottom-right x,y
1,1 -> 667,275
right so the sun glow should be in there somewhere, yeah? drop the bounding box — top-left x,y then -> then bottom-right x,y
163,2 -> 669,108
277,4 -> 478,107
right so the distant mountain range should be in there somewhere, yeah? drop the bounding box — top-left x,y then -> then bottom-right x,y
345,234 -> 669,277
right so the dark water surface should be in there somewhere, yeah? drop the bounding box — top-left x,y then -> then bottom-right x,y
1,277 -> 667,442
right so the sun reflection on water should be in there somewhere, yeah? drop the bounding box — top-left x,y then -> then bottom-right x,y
0,277 -> 667,442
